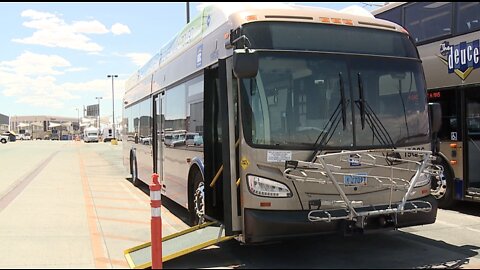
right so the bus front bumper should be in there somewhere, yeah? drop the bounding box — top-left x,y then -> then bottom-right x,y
243,195 -> 437,244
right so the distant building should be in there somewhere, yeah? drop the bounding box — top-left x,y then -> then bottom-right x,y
9,115 -> 79,140
0,113 -> 8,132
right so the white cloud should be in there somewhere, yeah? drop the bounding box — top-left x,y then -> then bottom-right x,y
0,52 -> 104,109
111,23 -> 131,35
0,71 -> 80,109
13,9 -> 124,52
125,53 -> 152,67
0,51 -> 71,76
20,9 -> 57,21
65,67 -> 88,72
72,20 -> 109,34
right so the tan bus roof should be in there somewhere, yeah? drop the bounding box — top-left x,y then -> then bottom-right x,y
125,3 -> 406,96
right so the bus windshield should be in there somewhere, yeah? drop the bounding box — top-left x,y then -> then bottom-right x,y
239,51 -> 429,149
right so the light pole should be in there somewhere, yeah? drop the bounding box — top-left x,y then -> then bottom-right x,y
75,108 -> 80,137
95,97 -> 102,130
186,2 -> 190,24
107,74 -> 118,140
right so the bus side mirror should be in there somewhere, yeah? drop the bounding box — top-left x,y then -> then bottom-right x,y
233,49 -> 258,79
428,102 -> 442,134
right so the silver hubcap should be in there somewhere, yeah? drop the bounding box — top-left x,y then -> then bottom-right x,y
194,181 -> 205,223
431,170 -> 447,199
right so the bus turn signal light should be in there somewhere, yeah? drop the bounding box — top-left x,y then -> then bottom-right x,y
450,143 -> 457,148
331,18 -> 342,24
246,15 -> 258,21
450,160 -> 457,165
319,17 -> 330,23
319,17 -> 353,26
260,202 -> 271,207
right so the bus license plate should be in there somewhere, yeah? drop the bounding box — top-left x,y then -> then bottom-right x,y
344,174 -> 368,186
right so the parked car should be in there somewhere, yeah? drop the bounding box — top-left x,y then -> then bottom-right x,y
16,133 -> 32,140
193,135 -> 203,146
0,134 -> 8,144
185,132 -> 200,146
1,131 -> 16,142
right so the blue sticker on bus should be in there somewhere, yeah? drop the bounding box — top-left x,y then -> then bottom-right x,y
344,173 -> 368,186
196,45 -> 203,68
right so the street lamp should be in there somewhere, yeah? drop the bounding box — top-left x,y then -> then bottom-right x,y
186,2 -> 190,24
75,108 -> 80,136
95,97 -> 102,130
107,74 -> 118,140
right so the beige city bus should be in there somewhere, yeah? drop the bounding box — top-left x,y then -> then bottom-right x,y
373,2 -> 480,208
123,3 -> 442,244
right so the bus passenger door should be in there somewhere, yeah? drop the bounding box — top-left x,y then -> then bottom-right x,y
465,88 -> 480,191
204,58 -> 241,235
204,66 -> 224,222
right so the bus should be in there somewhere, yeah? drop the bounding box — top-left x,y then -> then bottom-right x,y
373,2 -> 480,208
123,3 -> 442,244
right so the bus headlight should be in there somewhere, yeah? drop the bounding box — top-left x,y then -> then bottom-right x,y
412,172 -> 430,187
247,175 -> 293,198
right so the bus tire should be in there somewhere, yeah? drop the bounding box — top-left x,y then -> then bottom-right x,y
1,138 -> 6,144
189,169 -> 205,226
131,154 -> 140,187
432,158 -> 456,209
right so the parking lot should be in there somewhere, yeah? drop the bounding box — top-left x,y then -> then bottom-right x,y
1,140 -> 480,268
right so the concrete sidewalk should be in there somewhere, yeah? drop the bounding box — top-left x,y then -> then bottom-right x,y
0,141 -> 187,268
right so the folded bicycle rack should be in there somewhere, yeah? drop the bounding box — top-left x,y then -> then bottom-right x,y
283,149 -> 442,226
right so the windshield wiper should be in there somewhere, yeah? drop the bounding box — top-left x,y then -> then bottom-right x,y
356,73 -> 395,148
398,81 -> 410,137
357,73 -> 366,130
339,72 -> 347,131
308,73 -> 348,162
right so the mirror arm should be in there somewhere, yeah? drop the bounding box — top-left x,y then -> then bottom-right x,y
230,35 -> 252,48
226,27 -> 252,49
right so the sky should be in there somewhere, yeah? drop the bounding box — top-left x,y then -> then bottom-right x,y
0,2 -> 384,123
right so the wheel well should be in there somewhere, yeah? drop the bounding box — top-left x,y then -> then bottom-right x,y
188,165 -> 202,211
436,153 -> 455,179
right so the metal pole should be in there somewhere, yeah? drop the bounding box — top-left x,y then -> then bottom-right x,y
75,108 -> 79,139
98,99 -> 100,129
95,97 -> 102,131
107,75 -> 118,140
186,2 -> 190,24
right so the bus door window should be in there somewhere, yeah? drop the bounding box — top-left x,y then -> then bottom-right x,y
204,66 -> 224,221
466,89 -> 480,189
428,89 -> 460,142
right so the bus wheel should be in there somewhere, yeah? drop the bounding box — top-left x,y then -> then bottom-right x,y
431,159 -> 456,209
1,138 -> 6,144
131,155 -> 140,187
190,172 -> 205,225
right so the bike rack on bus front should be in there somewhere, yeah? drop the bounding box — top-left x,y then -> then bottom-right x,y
283,149 -> 442,224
